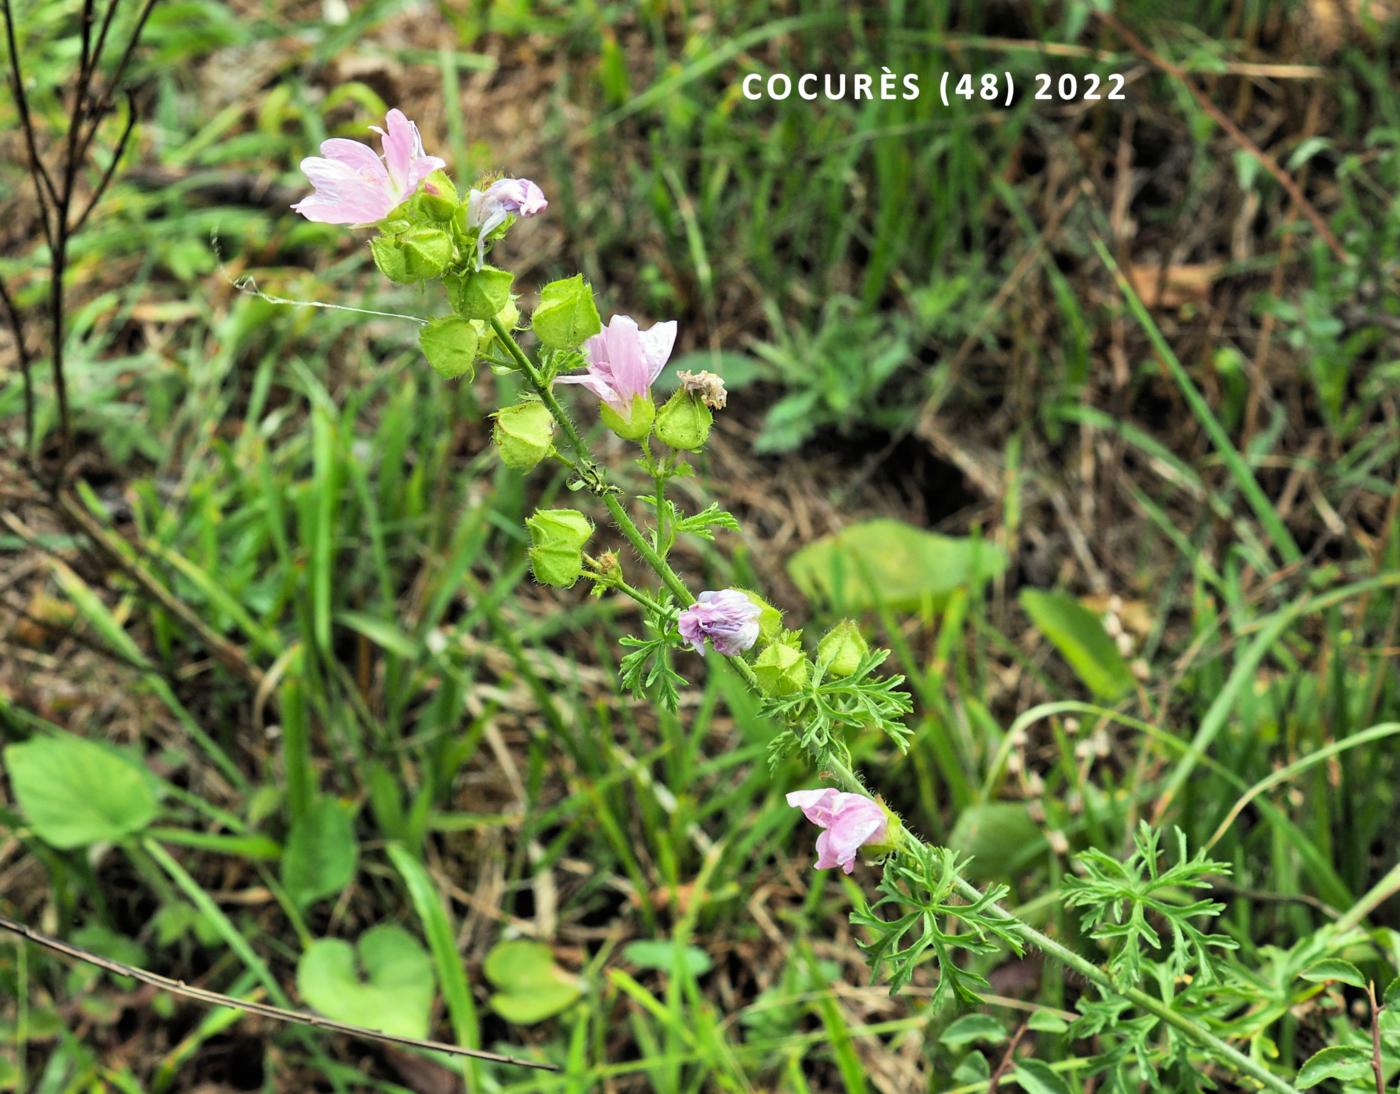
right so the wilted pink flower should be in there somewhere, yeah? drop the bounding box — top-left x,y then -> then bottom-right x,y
555,315 -> 677,414
292,109 -> 445,225
786,788 -> 888,874
677,589 -> 761,656
468,178 -> 548,261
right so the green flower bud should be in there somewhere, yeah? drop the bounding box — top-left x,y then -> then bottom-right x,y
449,265 -> 515,320
599,394 -> 655,443
494,402 -> 555,471
742,592 -> 783,642
526,508 -> 593,588
496,297 -> 520,331
654,388 -> 712,452
370,234 -> 413,284
817,619 -> 868,678
866,800 -> 903,856
753,641 -> 810,697
424,170 -> 458,204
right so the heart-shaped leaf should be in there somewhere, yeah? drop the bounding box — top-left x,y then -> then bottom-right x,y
4,735 -> 159,849
281,797 -> 358,909
483,939 -> 582,1025
296,925 -> 434,1039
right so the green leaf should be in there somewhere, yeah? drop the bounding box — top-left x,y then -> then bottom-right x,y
939,1013 -> 1007,1048
483,940 -> 582,1025
296,925 -> 434,1039
281,798 -> 358,909
531,274 -> 601,350
4,736 -> 159,849
1013,1058 -> 1071,1094
952,1051 -> 990,1083
1027,1009 -> 1070,1034
1019,588 -> 1135,700
621,940 -> 713,977
1296,1045 -> 1373,1088
1301,959 -> 1368,989
419,316 -> 479,380
450,266 -> 514,320
787,519 -> 1008,613
949,803 -> 1044,881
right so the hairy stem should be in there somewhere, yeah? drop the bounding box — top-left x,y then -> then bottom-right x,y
488,317 -> 1296,1093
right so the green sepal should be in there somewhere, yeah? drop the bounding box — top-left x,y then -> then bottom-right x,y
817,619 -> 869,678
493,402 -> 555,471
526,508 -> 594,588
449,266 -> 515,320
753,642 -> 810,697
419,317 -> 479,380
532,274 -> 602,349
599,394 -> 655,442
654,388 -> 712,451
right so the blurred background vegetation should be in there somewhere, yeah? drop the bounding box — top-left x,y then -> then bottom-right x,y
1,0 -> 1398,1090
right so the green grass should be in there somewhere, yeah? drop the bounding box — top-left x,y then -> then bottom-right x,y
2,0 -> 1400,1090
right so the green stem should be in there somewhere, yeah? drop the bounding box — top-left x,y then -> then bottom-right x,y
488,317 -> 1294,1093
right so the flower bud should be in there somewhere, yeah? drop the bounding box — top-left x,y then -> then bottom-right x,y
449,266 -> 515,320
599,394 -> 655,443
817,619 -> 868,678
526,508 -> 593,588
400,226 -> 453,279
753,641 -> 810,697
493,402 -> 555,472
654,388 -> 712,451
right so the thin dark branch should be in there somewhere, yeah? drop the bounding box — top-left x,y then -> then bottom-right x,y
986,1019 -> 1029,1093
0,276 -> 35,455
74,0 -> 157,165
1367,981 -> 1385,1094
86,0 -> 123,94
75,0 -> 95,93
0,913 -> 558,1071
2,0 -> 60,240
72,89 -> 138,234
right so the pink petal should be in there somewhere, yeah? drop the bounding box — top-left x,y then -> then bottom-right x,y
601,317 -> 650,404
292,154 -> 397,224
813,830 -> 846,871
826,803 -> 887,866
554,372 -> 619,406
786,788 -> 840,827
637,320 -> 677,384
317,139 -> 390,181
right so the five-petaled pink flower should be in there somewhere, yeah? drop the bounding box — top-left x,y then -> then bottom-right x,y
555,314 -> 677,415
677,589 -> 761,656
468,178 -> 548,261
292,109 -> 445,225
787,788 -> 889,874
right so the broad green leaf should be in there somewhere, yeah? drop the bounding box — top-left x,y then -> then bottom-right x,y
1013,1058 -> 1071,1094
296,925 -> 434,1039
621,940 -> 713,977
787,519 -> 1008,613
1296,1045 -> 1373,1088
5,736 -> 159,849
1301,959 -> 1368,989
952,1050 -> 990,1083
1027,1009 -> 1070,1034
531,274 -> 601,349
949,802 -> 1044,880
939,1013 -> 1006,1048
1019,588 -> 1135,700
483,939 -> 582,1025
419,316 -> 479,380
281,797 -> 358,909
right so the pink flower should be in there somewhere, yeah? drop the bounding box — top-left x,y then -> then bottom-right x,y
555,315 -> 677,414
292,109 -> 445,225
467,178 -> 548,261
786,789 -> 889,874
677,589 -> 761,656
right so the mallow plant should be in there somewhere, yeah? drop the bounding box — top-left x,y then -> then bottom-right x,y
287,109 -> 1347,1091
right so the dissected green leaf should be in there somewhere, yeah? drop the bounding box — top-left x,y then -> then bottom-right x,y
296,925 -> 434,1039
1019,588 -> 1135,700
4,736 -> 159,849
787,519 -> 1008,612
